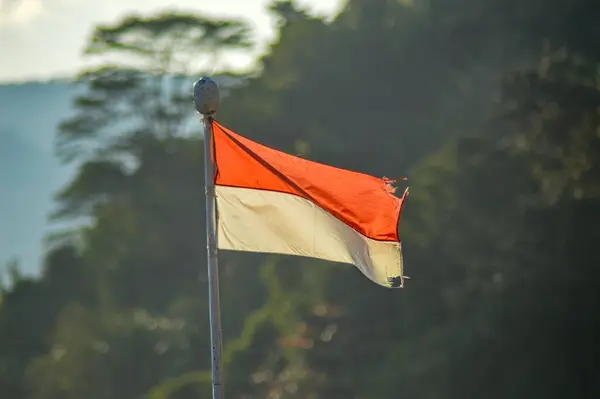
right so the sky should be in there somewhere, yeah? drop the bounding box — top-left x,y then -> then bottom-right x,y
0,0 -> 343,83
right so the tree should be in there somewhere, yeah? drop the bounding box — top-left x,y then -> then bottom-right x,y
24,10 -> 260,398
56,10 -> 252,165
0,248 -> 88,398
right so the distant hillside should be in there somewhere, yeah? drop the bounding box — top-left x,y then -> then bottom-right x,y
0,75 -> 244,276
0,80 -> 79,275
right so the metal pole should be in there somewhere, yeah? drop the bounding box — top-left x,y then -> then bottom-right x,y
194,78 -> 224,399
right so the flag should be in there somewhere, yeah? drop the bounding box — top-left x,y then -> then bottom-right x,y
211,120 -> 409,288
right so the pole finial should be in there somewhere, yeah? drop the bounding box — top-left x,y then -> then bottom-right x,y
193,77 -> 220,117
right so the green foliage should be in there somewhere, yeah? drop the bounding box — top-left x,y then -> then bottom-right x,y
56,11 -> 253,164
85,12 -> 252,58
2,1 -> 600,398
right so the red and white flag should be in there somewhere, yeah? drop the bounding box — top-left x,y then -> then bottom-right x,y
211,120 -> 409,288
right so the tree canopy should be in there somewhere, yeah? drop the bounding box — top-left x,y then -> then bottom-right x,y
2,0 -> 599,398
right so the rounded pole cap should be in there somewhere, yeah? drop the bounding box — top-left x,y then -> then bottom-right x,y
193,77 -> 220,116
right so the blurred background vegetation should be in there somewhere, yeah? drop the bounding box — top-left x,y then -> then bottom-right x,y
1,0 -> 599,397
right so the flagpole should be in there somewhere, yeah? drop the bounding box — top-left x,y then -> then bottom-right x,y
193,77 -> 224,399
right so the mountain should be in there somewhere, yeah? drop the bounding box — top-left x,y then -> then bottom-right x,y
0,74 -> 244,276
0,81 -> 79,275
